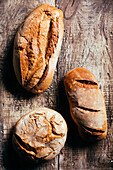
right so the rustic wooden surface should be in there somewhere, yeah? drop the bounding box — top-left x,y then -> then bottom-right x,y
0,0 -> 113,169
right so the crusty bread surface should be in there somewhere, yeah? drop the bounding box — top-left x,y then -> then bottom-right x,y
13,3 -> 64,93
64,67 -> 107,142
12,108 -> 67,162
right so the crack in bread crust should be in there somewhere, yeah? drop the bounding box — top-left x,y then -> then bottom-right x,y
80,124 -> 105,133
75,105 -> 101,112
75,79 -> 98,86
31,16 -> 59,89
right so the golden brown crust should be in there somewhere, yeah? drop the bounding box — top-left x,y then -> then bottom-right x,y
64,67 -> 107,142
13,4 -> 64,93
12,108 -> 67,162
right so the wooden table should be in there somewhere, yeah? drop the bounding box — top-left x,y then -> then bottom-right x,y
0,0 -> 113,169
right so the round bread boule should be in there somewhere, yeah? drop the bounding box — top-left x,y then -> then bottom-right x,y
12,108 -> 67,162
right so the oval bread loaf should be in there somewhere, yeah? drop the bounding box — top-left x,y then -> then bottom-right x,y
12,108 -> 67,162
13,4 -> 64,94
64,67 -> 107,142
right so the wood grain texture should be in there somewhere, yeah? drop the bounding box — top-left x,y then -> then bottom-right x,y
0,0 -> 113,169
56,0 -> 113,169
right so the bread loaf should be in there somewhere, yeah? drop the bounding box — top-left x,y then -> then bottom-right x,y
64,67 -> 107,142
13,4 -> 64,94
12,108 -> 67,162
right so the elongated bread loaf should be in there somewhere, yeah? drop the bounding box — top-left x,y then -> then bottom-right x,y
13,4 -> 64,93
64,67 -> 107,142
12,108 -> 67,162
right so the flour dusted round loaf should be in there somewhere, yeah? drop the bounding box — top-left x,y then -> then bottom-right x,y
12,108 -> 67,162
13,3 -> 64,94
64,67 -> 107,142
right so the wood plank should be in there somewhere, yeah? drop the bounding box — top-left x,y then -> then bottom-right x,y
56,0 -> 113,169
0,0 -> 59,169
1,0 -> 113,169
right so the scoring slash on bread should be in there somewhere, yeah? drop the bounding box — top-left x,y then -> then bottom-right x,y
12,108 -> 67,162
64,67 -> 107,142
13,4 -> 64,94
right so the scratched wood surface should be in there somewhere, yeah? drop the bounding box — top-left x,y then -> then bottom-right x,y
0,0 -> 113,169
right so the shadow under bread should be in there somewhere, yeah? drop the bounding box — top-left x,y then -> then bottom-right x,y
1,35 -> 35,100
